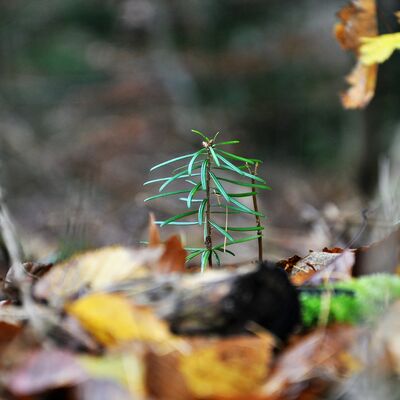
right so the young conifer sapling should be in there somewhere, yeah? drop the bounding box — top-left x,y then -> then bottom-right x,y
144,130 -> 270,271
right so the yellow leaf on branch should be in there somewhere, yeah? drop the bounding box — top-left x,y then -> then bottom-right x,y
66,293 -> 172,347
360,33 -> 400,65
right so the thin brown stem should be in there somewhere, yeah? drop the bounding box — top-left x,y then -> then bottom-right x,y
205,149 -> 213,267
249,163 -> 263,263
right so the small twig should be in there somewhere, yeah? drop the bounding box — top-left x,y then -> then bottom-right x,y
248,163 -> 263,263
0,187 -> 51,338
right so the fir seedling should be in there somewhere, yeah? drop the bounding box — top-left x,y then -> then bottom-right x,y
144,130 -> 270,271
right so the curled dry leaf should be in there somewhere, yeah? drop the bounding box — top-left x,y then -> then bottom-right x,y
261,325 -> 361,398
335,0 -> 378,108
157,234 -> 187,274
302,250 -> 355,286
341,62 -> 377,109
277,255 -> 302,275
288,249 -> 354,286
66,293 -> 172,347
34,245 -> 163,306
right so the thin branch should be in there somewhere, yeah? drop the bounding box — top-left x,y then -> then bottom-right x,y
248,163 -> 263,263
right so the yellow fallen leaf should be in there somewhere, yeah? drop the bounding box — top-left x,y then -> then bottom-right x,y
66,293 -> 172,346
179,336 -> 274,398
360,33 -> 400,65
34,246 -> 163,305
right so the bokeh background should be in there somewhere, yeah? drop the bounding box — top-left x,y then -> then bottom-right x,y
0,0 -> 399,262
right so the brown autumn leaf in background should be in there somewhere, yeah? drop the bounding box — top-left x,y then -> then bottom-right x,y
147,213 -> 187,273
148,212 -> 161,247
335,0 -> 378,109
158,234 -> 187,274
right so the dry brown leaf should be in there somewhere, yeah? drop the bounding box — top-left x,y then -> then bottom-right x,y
66,293 -> 172,347
157,234 -> 187,274
277,255 -> 302,274
288,250 -> 354,286
302,250 -> 355,286
0,320 -> 21,347
146,348 -> 194,400
148,212 -> 161,247
335,0 -> 378,108
261,325 -> 361,398
335,0 -> 377,51
34,245 -> 163,305
147,214 -> 187,273
0,319 -> 23,358
290,270 -> 317,286
341,62 -> 377,109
